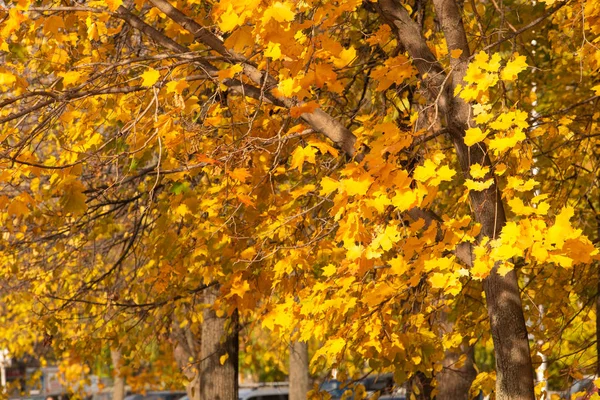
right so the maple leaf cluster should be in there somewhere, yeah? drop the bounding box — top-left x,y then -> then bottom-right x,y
0,0 -> 599,397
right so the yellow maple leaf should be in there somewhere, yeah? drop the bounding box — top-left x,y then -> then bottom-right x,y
368,192 -> 392,213
484,53 -> 502,72
228,167 -> 252,183
324,337 -> 346,358
465,178 -> 494,191
264,42 -> 282,60
473,51 -> 489,65
174,204 -> 190,216
140,68 -> 160,87
488,129 -> 526,154
496,261 -> 514,277
320,176 -> 340,196
290,184 -> 316,199
166,79 -> 189,94
346,243 -> 364,260
217,64 -> 244,81
470,163 -> 489,179
471,247 -> 493,280
0,72 -> 17,88
7,198 -> 29,217
413,159 -> 437,182
507,197 -> 534,216
463,127 -> 487,146
332,46 -> 357,68
372,225 -> 401,251
501,53 -> 528,81
341,175 -> 373,196
1,9 -> 27,37
391,189 -> 417,211
104,0 -> 123,11
220,353 -> 229,365
500,221 -> 520,246
63,71 -> 82,87
506,177 -> 539,192
429,272 -> 448,289
218,4 -> 240,32
308,139 -> 339,157
389,256 -> 407,275
290,145 -> 317,172
60,179 -> 88,216
547,206 -> 578,247
227,275 -> 250,298
531,242 -> 549,262
431,165 -> 456,185
262,1 -> 296,23
278,78 -> 300,98
450,49 -> 463,59
224,25 -> 254,52
322,264 -> 336,277
240,247 -> 257,260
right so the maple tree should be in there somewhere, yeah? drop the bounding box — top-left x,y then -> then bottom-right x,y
1,0 -> 600,399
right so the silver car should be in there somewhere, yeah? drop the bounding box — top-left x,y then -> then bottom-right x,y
238,387 -> 288,400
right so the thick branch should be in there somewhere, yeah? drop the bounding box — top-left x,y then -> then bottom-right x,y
146,0 -> 359,157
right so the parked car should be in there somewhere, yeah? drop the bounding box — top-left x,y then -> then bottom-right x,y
319,379 -> 347,398
362,373 -> 396,395
21,394 -> 71,400
238,386 -> 288,400
320,373 -> 403,399
88,387 -> 133,400
124,391 -> 186,400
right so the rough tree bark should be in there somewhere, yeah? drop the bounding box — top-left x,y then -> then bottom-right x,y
436,343 -> 477,400
199,286 -> 238,400
110,348 -> 126,400
172,313 -> 201,400
593,201 -> 600,377
376,0 -> 536,399
289,340 -> 310,400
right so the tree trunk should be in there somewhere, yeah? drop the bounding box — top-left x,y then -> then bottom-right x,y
375,1 -> 536,398
172,316 -> 201,400
436,345 -> 476,400
110,348 -> 125,400
594,204 -> 600,377
200,286 -> 238,400
452,134 -> 535,400
289,340 -> 309,400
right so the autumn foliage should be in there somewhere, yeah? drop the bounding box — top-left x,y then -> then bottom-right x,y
1,0 -> 600,399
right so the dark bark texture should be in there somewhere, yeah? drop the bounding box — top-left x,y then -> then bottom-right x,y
172,314 -> 201,400
200,286 -> 238,400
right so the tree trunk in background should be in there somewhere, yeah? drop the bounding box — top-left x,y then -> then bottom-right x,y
172,318 -> 201,400
594,205 -> 600,377
110,348 -> 125,400
200,286 -> 238,400
436,345 -> 477,400
289,340 -> 309,400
